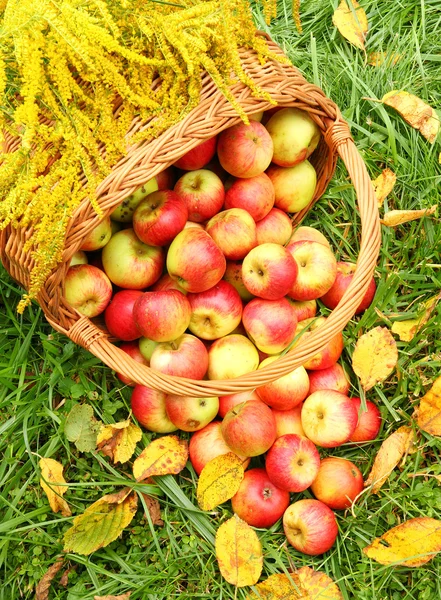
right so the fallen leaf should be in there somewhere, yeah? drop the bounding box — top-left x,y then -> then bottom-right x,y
332,0 -> 368,50
35,557 -> 64,600
382,91 -> 440,143
363,517 -> 441,567
97,419 -> 142,464
39,458 -> 71,517
94,594 -> 132,600
372,168 -> 396,206
197,453 -> 245,511
381,205 -> 437,227
59,565 -> 76,587
246,568 -> 343,599
368,51 -> 401,67
365,426 -> 414,493
64,404 -> 100,452
392,293 -> 441,342
409,473 -> 441,484
63,487 -> 138,555
215,515 -> 263,587
141,493 -> 163,526
416,376 -> 441,436
132,435 -> 188,481
352,326 -> 398,390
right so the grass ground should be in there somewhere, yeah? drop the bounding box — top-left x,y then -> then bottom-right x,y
1,0 -> 441,598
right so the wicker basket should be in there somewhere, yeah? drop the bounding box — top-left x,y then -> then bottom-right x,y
0,35 -> 381,397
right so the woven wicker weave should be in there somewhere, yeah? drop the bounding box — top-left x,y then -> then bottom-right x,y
0,36 -> 381,396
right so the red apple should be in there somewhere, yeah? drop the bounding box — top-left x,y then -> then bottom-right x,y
64,264 -> 112,318
156,166 -> 177,190
289,225 -> 330,247
224,173 -> 275,221
267,161 -> 317,213
242,243 -> 298,300
150,273 -> 187,294
286,298 -> 317,322
255,207 -> 293,246
272,405 -> 305,438
80,217 -> 112,251
111,178 -> 158,222
308,363 -> 350,395
207,334 -> 259,380
301,390 -> 358,447
217,121 -> 274,178
256,356 -> 310,410
116,341 -> 149,386
131,385 -> 177,433
320,261 -> 376,313
205,208 -> 257,260
349,397 -> 382,442
286,240 -> 337,301
104,289 -> 143,341
133,290 -> 191,342
295,317 -> 344,370
231,468 -> 290,528
189,421 -> 250,475
218,390 -> 260,419
266,107 -> 321,167
265,433 -> 321,492
165,394 -> 219,431
149,333 -> 208,379
310,457 -> 364,510
187,280 -> 243,340
174,169 -> 225,223
283,499 -> 338,555
223,261 -> 255,302
102,229 -> 164,289
132,189 -> 188,247
242,297 -> 297,354
173,136 -> 217,170
221,400 -> 277,457
166,228 -> 226,293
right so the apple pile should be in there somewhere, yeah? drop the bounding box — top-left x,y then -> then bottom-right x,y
64,106 -> 379,556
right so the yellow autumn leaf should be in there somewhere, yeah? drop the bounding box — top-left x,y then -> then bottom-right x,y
215,515 -> 263,587
96,419 -> 142,464
39,458 -> 71,517
368,51 -> 401,67
365,426 -> 415,493
94,594 -> 132,600
372,168 -> 396,206
246,569 -> 343,599
415,376 -> 441,436
392,293 -> 441,342
381,205 -> 437,227
363,518 -> 441,567
352,326 -> 398,391
132,435 -> 188,481
63,487 -> 137,555
197,453 -> 245,512
382,91 -> 440,143
332,0 -> 368,50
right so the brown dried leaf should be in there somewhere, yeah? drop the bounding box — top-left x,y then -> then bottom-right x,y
197,453 -> 245,511
39,458 -> 71,517
94,594 -> 132,600
416,376 -> 441,436
381,205 -> 436,227
246,568 -> 343,599
63,487 -> 137,555
382,91 -> 440,143
363,518 -> 441,567
97,419 -> 142,464
141,493 -> 163,526
372,168 -> 396,206
392,293 -> 441,342
365,426 -> 414,493
35,557 -> 64,600
132,435 -> 188,481
215,515 -> 263,587
59,565 -> 76,587
368,51 -> 401,67
352,326 -> 398,390
332,0 -> 368,50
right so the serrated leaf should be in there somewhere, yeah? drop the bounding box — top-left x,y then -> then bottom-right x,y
97,419 -> 142,464
65,404 -> 100,452
372,168 -> 396,206
215,515 -> 263,587
381,205 -> 436,227
132,435 -> 188,481
392,293 -> 441,342
197,453 -> 245,511
363,518 -> 441,567
352,326 -> 398,390
39,458 -> 71,517
365,426 -> 415,493
35,557 -> 64,600
382,91 -> 440,143
415,376 -> 441,436
332,0 -> 368,50
246,568 -> 343,599
63,488 -> 137,555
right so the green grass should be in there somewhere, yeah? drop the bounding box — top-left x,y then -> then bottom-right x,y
2,0 -> 441,598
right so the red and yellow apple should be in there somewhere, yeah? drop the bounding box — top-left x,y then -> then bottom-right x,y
301,390 -> 358,447
207,334 -> 259,380
265,433 -> 321,492
217,121 -> 274,178
224,172 -> 275,221
133,290 -> 191,342
242,297 -> 297,354
149,333 -> 208,379
221,399 -> 277,457
310,457 -> 364,510
241,243 -> 298,300
64,264 -> 112,318
267,161 -> 317,213
174,169 -> 225,223
283,499 -> 338,555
